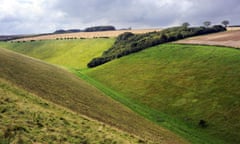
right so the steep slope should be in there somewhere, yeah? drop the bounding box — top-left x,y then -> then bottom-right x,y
84,44 -> 240,144
0,48 -> 188,144
0,78 -> 140,143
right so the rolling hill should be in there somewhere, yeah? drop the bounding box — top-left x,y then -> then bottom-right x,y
0,48 -> 188,144
84,43 -> 240,144
1,30 -> 240,144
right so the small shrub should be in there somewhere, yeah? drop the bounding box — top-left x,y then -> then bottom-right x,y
198,120 -> 208,128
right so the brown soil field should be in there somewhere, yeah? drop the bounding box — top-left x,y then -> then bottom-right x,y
14,29 -> 161,41
175,30 -> 240,48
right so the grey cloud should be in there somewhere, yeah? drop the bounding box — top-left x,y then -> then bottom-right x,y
1,0 -> 240,34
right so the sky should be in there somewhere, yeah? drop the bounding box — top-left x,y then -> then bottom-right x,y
0,0 -> 239,35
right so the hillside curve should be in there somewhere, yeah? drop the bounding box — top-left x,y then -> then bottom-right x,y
0,48 -> 188,144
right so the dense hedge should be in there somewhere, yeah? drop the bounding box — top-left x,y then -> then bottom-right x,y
87,25 -> 226,68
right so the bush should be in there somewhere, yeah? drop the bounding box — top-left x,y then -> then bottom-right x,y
199,120 -> 208,128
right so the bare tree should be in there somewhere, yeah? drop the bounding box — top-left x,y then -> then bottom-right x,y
222,20 -> 230,27
203,21 -> 211,27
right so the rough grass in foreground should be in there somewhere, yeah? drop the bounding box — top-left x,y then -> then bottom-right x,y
84,44 -> 240,144
0,78 -> 141,144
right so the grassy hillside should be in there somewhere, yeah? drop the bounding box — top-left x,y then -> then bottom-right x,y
0,78 -> 140,144
0,48 -> 188,144
84,44 -> 240,144
0,38 -> 114,69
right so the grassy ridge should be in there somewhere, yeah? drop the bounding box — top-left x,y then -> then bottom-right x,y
85,44 -> 240,144
0,38 -> 114,69
0,48 -> 188,144
0,78 -> 140,144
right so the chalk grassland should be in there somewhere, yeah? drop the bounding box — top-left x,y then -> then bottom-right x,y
0,48 -> 188,144
0,78 -> 140,144
84,44 -> 240,144
1,39 -> 240,144
13,29 -> 161,41
1,38 -> 115,69
175,30 -> 240,48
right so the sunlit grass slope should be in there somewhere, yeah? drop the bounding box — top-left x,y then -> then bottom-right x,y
0,78 -> 140,144
0,48 -> 188,144
0,38 -> 114,69
85,44 -> 240,144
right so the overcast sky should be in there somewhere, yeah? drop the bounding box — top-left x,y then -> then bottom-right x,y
0,0 -> 239,35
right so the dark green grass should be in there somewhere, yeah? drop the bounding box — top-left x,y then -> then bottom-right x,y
84,44 -> 240,144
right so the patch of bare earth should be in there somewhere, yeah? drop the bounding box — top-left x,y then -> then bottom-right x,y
175,30 -> 240,48
14,29 -> 161,41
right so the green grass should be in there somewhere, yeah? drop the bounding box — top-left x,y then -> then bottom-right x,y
0,48 -> 187,144
84,44 -> 240,144
3,39 -> 239,144
0,38 -> 115,69
0,78 -> 141,144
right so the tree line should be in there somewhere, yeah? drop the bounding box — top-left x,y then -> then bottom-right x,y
87,24 -> 226,68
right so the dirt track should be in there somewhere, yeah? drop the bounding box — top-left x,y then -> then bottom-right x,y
175,30 -> 240,48
14,29 -> 161,41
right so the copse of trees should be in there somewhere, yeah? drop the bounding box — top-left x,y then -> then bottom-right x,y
53,26 -> 116,34
84,26 -> 116,32
222,20 -> 230,27
203,21 -> 211,27
54,29 -> 81,34
87,25 -> 226,68
182,22 -> 190,28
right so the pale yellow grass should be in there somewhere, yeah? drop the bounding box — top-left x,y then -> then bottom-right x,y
227,27 -> 240,31
14,29 -> 161,41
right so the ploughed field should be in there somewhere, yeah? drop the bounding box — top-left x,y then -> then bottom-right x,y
176,30 -> 240,48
